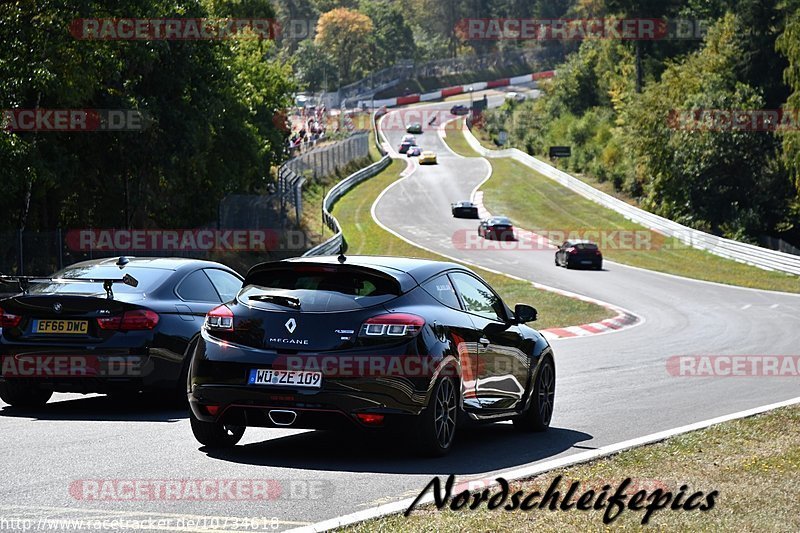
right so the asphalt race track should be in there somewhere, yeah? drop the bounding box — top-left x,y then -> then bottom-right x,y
2,95 -> 799,532
375,99 -> 800,460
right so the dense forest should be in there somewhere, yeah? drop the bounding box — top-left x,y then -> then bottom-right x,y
4,0 -> 800,250
480,0 -> 800,246
0,0 -> 296,233
0,0 -> 562,234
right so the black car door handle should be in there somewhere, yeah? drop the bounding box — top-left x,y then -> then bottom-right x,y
479,337 -> 490,346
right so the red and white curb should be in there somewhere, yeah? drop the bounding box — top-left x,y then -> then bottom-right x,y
360,70 -> 555,109
470,189 -> 640,341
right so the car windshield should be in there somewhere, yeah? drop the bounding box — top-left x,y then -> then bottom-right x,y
575,243 -> 599,251
28,265 -> 171,295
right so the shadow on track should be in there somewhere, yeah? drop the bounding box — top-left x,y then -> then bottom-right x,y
202,424 -> 592,475
0,393 -> 187,423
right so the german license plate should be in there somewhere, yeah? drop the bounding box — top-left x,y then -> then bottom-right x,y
33,319 -> 88,335
581,260 -> 592,265
248,369 -> 322,388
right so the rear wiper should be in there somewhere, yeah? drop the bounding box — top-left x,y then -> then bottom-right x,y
247,293 -> 301,309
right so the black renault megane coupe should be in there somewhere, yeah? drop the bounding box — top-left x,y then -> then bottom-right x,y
188,255 -> 555,456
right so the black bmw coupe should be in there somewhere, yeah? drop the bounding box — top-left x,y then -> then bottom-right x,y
0,257 -> 242,407
188,255 -> 555,456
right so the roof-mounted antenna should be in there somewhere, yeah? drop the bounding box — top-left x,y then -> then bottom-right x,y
116,256 -> 130,269
337,238 -> 348,264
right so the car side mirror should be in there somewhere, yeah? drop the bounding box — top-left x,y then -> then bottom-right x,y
514,304 -> 537,323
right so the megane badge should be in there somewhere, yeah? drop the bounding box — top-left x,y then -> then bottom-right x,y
285,318 -> 297,334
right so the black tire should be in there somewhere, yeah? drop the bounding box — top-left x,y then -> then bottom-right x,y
514,355 -> 555,432
190,410 -> 245,448
416,376 -> 458,457
554,256 -> 559,266
0,381 -> 53,408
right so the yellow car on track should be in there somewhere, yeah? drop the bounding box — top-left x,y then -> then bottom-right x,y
419,151 -> 437,165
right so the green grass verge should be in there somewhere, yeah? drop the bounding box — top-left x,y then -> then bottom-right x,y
344,403 -> 800,532
445,127 -> 800,294
331,159 -> 614,330
301,114 -> 383,246
441,120 -> 480,158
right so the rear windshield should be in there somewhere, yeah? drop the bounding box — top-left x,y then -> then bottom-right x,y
490,217 -> 512,225
28,266 -> 171,295
575,243 -> 598,251
242,267 -> 401,312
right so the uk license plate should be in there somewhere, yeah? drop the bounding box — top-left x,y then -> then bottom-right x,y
33,319 -> 88,335
248,369 -> 322,388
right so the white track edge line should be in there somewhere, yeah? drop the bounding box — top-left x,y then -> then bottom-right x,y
289,395 -> 800,532
368,125 -> 645,340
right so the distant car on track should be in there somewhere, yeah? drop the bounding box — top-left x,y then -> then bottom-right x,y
188,255 -> 554,456
419,151 -> 437,164
451,201 -> 479,219
0,257 -> 242,407
401,134 -> 416,144
505,92 -> 526,103
478,216 -> 515,241
407,146 -> 422,157
450,104 -> 469,116
555,240 -> 603,270
399,141 -> 415,154
406,123 -> 422,134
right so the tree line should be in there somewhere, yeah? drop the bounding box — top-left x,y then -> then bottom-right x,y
481,0 -> 800,246
280,0 -> 574,92
0,0 -> 295,233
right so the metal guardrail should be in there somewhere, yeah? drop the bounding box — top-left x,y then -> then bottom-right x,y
461,126 -> 800,277
303,111 -> 390,257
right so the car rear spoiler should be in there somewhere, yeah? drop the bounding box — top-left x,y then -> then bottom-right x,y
0,274 -> 139,299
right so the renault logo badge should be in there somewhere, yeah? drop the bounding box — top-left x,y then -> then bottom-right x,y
53,303 -> 62,313
285,318 -> 297,334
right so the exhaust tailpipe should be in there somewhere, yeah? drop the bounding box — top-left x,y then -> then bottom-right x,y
268,409 -> 297,426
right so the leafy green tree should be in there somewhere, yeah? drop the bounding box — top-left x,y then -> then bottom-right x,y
777,1 -> 800,197
359,0 -> 416,68
0,0 -> 295,232
625,14 -> 794,237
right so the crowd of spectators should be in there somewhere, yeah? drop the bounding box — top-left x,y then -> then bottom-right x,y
288,104 -> 327,151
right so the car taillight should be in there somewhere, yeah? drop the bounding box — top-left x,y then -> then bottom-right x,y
205,305 -> 234,332
595,250 -> 602,255
97,310 -> 159,331
359,313 -> 425,338
567,247 -> 577,254
0,306 -> 22,328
